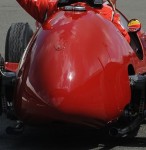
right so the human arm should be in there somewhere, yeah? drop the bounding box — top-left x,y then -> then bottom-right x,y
110,0 -> 116,5
16,0 -> 58,23
113,13 -> 131,43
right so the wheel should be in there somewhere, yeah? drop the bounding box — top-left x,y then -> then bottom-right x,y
0,54 -> 4,116
5,22 -> 33,63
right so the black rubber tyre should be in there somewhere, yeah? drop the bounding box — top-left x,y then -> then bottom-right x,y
0,54 -> 4,116
5,22 -> 33,63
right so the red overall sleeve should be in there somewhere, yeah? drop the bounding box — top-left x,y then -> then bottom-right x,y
113,13 -> 130,43
98,5 -> 130,43
16,0 -> 58,23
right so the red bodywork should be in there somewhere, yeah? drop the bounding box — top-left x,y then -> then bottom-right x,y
5,62 -> 18,72
11,1 -> 146,128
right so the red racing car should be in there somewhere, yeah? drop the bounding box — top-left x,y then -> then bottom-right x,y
1,0 -> 146,137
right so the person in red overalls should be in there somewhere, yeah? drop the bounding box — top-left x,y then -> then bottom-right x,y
16,0 -> 57,23
101,0 -> 130,43
16,0 -> 130,43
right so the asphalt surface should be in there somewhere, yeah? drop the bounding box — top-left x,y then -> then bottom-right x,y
1,0 -> 146,150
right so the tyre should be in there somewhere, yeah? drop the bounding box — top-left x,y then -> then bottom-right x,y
0,54 -> 4,116
5,22 -> 33,63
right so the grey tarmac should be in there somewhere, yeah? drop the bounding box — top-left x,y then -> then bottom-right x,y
1,0 -> 146,150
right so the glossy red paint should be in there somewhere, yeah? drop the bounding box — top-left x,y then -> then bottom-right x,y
14,3 -> 146,127
5,62 -> 18,72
